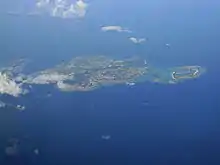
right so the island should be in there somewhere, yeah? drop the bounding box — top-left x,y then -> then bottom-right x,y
22,55 -> 206,92
171,65 -> 205,82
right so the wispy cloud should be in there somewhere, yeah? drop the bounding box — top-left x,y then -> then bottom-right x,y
101,26 -> 132,33
129,37 -> 146,44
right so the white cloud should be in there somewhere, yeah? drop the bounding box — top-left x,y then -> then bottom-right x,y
35,0 -> 88,19
56,81 -> 75,91
0,58 -> 29,97
26,72 -> 74,84
101,26 -> 132,33
16,105 -> 26,111
0,72 -> 27,97
129,37 -> 146,44
125,82 -> 135,86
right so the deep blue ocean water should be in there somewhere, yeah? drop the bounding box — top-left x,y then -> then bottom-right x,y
2,69 -> 219,165
1,0 -> 220,164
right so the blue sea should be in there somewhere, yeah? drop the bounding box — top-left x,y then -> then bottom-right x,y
0,0 -> 220,165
